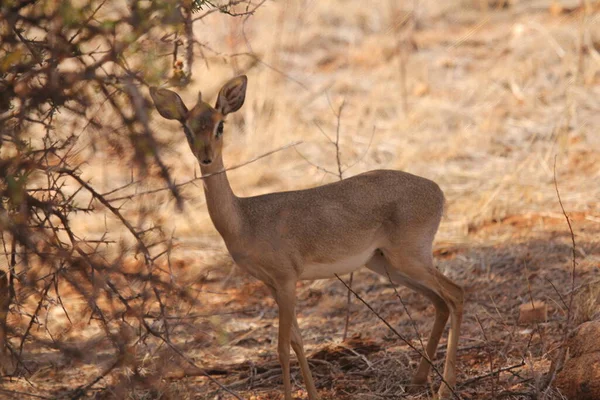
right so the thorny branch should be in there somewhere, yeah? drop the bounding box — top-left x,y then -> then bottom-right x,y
0,0 -> 262,398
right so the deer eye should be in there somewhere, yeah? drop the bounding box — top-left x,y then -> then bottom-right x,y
216,121 -> 224,138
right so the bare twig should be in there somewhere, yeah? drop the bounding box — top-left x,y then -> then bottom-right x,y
384,266 -> 426,352
17,278 -> 53,359
192,0 -> 263,21
334,100 -> 345,181
335,274 -> 461,400
107,141 -> 302,202
183,2 -> 194,83
541,156 -> 578,394
460,361 -> 526,387
63,171 -> 153,265
475,314 -> 497,399
0,388 -> 50,399
142,320 -> 244,399
342,272 -> 353,341
124,81 -> 184,210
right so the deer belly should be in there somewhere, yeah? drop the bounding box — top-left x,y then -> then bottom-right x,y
299,248 -> 376,280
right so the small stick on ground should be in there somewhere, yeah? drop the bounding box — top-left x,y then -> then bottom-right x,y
460,361 -> 526,387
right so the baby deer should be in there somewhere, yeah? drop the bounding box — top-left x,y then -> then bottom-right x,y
151,76 -> 464,399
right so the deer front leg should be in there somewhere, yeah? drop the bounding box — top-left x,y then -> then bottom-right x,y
272,281 -> 297,400
291,318 -> 319,399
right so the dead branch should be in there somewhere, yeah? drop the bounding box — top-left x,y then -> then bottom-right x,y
540,157 -> 579,394
460,361 -> 526,387
106,141 -> 302,202
335,274 -> 461,400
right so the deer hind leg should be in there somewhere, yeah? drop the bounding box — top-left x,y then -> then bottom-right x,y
366,249 -> 464,398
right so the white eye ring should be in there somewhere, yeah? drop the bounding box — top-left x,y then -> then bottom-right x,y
215,121 -> 224,138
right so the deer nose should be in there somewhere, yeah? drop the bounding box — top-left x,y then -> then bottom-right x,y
201,158 -> 212,165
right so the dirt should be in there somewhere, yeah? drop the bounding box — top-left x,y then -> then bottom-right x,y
2,0 -> 600,399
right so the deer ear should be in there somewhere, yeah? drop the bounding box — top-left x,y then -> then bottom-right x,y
150,87 -> 188,121
215,75 -> 247,115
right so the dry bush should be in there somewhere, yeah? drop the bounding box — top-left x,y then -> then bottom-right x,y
0,1 -> 261,398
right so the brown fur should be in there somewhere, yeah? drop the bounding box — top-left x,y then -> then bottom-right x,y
151,76 -> 464,400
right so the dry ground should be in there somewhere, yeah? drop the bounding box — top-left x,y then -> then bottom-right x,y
3,0 -> 600,399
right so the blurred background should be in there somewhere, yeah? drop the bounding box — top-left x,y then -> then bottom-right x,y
1,0 -> 599,398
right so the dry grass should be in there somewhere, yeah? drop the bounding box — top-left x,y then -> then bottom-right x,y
72,0 -> 600,246
3,0 -> 600,399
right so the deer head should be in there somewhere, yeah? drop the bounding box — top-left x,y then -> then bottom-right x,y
150,75 -> 247,167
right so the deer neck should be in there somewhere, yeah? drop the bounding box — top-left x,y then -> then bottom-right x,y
199,157 -> 242,241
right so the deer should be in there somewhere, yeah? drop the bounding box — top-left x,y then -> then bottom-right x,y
150,76 -> 464,400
